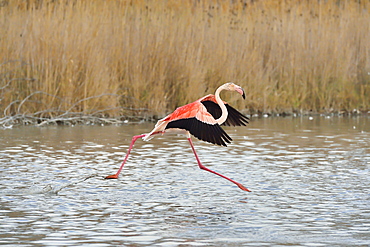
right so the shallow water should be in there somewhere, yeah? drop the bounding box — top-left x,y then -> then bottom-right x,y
0,116 -> 369,246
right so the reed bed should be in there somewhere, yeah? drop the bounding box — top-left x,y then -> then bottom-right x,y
1,0 -> 369,126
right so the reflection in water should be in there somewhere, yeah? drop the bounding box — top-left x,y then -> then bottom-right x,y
0,117 -> 369,246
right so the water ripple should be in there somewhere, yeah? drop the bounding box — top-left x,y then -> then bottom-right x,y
0,118 -> 369,246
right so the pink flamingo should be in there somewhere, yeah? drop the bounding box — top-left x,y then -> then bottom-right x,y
106,82 -> 250,191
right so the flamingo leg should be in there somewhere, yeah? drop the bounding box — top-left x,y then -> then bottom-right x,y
105,131 -> 164,179
187,138 -> 251,192
105,134 -> 146,179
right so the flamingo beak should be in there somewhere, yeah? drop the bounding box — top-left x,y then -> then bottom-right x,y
237,86 -> 245,99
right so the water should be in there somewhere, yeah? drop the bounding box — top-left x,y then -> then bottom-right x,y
0,116 -> 369,246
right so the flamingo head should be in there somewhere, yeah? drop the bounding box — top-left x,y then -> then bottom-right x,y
222,82 -> 246,99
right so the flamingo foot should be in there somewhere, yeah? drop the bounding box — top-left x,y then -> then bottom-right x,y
236,182 -> 251,192
105,174 -> 119,179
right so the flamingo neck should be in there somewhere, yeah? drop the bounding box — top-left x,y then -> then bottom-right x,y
215,86 -> 228,125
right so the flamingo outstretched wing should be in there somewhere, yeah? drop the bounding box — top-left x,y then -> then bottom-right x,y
164,101 -> 232,146
166,117 -> 232,146
201,100 -> 250,126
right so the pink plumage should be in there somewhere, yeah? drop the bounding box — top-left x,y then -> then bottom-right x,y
106,82 -> 251,191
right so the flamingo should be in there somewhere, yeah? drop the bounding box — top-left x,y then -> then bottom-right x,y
105,82 -> 251,191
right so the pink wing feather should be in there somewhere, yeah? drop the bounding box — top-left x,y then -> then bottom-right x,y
164,99 -> 217,125
163,95 -> 232,146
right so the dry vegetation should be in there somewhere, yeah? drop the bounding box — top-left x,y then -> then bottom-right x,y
1,0 -> 369,126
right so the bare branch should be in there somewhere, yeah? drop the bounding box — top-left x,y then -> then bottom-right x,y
16,91 -> 63,114
0,77 -> 36,91
3,100 -> 20,116
61,93 -> 124,116
1,92 -> 149,128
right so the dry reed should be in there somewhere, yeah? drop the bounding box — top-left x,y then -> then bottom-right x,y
1,0 -> 369,125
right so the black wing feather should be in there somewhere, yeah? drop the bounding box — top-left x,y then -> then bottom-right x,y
165,118 -> 232,146
201,101 -> 249,126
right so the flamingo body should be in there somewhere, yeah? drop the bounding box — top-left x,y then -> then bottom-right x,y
144,94 -> 249,146
106,82 -> 251,191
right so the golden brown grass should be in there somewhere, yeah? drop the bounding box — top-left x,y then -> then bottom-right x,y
1,0 -> 369,124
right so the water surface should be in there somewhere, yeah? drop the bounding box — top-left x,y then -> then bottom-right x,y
0,117 -> 369,246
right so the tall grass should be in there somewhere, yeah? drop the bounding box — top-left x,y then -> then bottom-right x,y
1,0 -> 369,124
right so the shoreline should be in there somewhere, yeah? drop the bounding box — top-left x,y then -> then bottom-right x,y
1,111 -> 369,128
